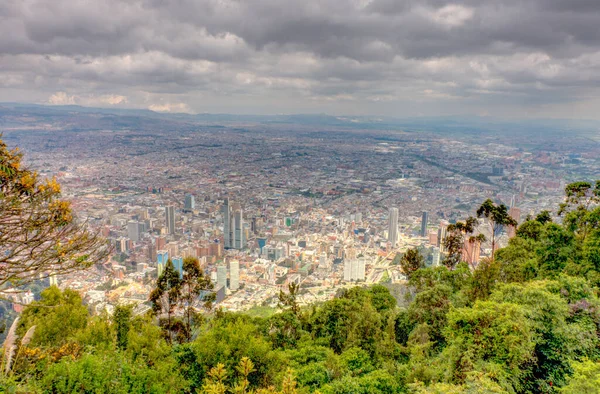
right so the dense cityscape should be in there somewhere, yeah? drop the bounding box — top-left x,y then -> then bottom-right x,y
2,104 -> 598,316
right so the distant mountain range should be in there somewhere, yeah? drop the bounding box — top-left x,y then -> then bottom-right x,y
1,102 -> 599,135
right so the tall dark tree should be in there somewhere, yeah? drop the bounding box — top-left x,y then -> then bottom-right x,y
180,257 -> 214,342
149,259 -> 182,343
399,248 -> 425,279
477,199 -> 517,260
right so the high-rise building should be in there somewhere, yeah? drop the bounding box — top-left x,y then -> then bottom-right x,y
223,199 -> 245,249
184,194 -> 195,212
420,211 -> 429,237
437,224 -> 448,252
165,206 -> 175,235
157,250 -> 169,276
127,220 -> 140,242
462,238 -> 481,266
431,247 -> 441,267
217,265 -> 227,289
116,237 -> 129,253
388,207 -> 399,247
229,260 -> 240,291
234,209 -> 245,249
222,199 -> 232,249
343,258 -> 366,281
172,256 -> 183,279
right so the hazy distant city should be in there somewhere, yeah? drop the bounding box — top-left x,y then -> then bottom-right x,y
2,103 -> 599,314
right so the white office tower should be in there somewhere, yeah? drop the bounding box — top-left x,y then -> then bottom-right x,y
234,209 -> 246,249
229,260 -> 240,291
388,207 -> 399,247
222,198 -> 232,249
127,221 -> 140,242
432,247 -> 441,267
184,194 -> 195,211
165,206 -> 175,235
217,265 -> 227,289
344,258 -> 366,282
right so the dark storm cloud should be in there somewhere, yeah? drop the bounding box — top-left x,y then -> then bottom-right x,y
1,0 -> 600,116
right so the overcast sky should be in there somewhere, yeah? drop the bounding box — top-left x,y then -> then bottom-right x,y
1,0 -> 600,118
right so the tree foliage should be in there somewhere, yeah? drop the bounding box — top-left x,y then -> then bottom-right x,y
0,138 -> 109,293
400,248 -> 425,279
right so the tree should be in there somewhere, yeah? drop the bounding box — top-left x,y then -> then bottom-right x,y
477,199 -> 517,260
17,286 -> 88,347
558,181 -> 600,242
561,360 -> 600,394
400,248 -> 424,279
149,260 -> 182,344
443,301 -> 534,392
113,304 -> 132,350
0,137 -> 109,295
278,283 -> 300,316
444,217 -> 482,269
535,210 -> 552,225
558,181 -> 600,216
180,257 -> 214,342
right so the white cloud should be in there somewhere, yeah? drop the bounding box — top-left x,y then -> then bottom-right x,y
148,102 -> 191,113
48,91 -> 77,105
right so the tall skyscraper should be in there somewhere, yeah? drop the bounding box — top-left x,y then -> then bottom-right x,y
223,199 -> 245,250
388,207 -> 399,247
165,205 -> 175,235
127,220 -> 140,242
217,264 -> 227,289
222,199 -> 232,249
234,209 -> 245,249
184,194 -> 195,212
420,211 -> 429,237
229,260 -> 240,291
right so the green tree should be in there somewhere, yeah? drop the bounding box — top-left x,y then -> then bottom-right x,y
443,301 -> 534,392
0,138 -> 109,294
560,360 -> 600,394
278,283 -> 300,316
443,217 -> 482,269
491,283 -> 581,392
113,304 -> 132,350
559,181 -> 600,243
400,248 -> 425,279
181,257 -> 214,342
149,259 -> 182,344
477,199 -> 517,260
18,286 -> 88,347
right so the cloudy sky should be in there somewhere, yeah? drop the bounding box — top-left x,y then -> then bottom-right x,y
1,0 -> 600,118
